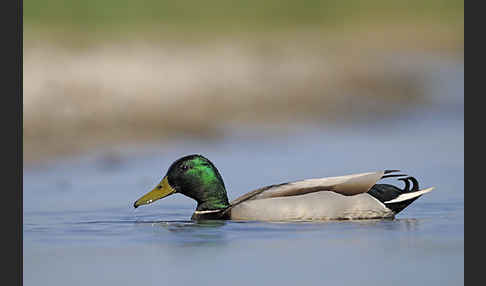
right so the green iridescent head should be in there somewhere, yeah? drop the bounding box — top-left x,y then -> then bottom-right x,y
133,154 -> 230,211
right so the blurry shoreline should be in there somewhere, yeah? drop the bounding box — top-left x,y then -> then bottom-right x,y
23,40 -> 462,166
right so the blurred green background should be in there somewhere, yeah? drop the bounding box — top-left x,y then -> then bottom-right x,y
25,0 -> 463,40
23,0 -> 464,164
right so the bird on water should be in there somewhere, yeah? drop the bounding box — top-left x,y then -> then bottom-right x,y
133,154 -> 434,221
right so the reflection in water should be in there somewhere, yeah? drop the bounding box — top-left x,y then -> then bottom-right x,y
351,218 -> 421,231
397,218 -> 421,231
351,218 -> 421,233
153,220 -> 226,233
148,220 -> 228,247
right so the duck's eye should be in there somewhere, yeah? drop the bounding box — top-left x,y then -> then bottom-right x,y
180,165 -> 189,171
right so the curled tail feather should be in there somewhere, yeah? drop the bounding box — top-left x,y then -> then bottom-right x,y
368,174 -> 435,214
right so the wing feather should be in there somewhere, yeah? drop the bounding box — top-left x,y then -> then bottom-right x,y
226,171 -> 386,214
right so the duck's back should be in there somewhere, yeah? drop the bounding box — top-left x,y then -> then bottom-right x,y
224,170 -> 433,221
230,191 -> 393,221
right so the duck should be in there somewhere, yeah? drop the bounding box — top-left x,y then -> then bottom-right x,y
133,154 -> 435,221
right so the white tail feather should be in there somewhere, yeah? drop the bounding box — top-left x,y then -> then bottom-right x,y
384,187 -> 435,204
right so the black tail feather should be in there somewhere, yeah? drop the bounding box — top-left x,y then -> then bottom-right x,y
398,178 -> 410,192
406,176 -> 419,192
368,175 -> 423,214
384,196 -> 422,214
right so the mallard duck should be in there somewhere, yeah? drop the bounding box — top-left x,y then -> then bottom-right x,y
133,154 -> 435,221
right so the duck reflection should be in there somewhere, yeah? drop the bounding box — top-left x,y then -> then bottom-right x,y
353,217 -> 421,231
154,220 -> 226,232
150,220 -> 228,247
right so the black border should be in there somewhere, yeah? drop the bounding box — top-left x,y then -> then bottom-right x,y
3,0 -> 22,284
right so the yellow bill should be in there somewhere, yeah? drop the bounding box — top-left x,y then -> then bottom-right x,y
133,176 -> 176,208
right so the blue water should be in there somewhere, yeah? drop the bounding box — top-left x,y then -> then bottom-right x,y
24,57 -> 463,286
